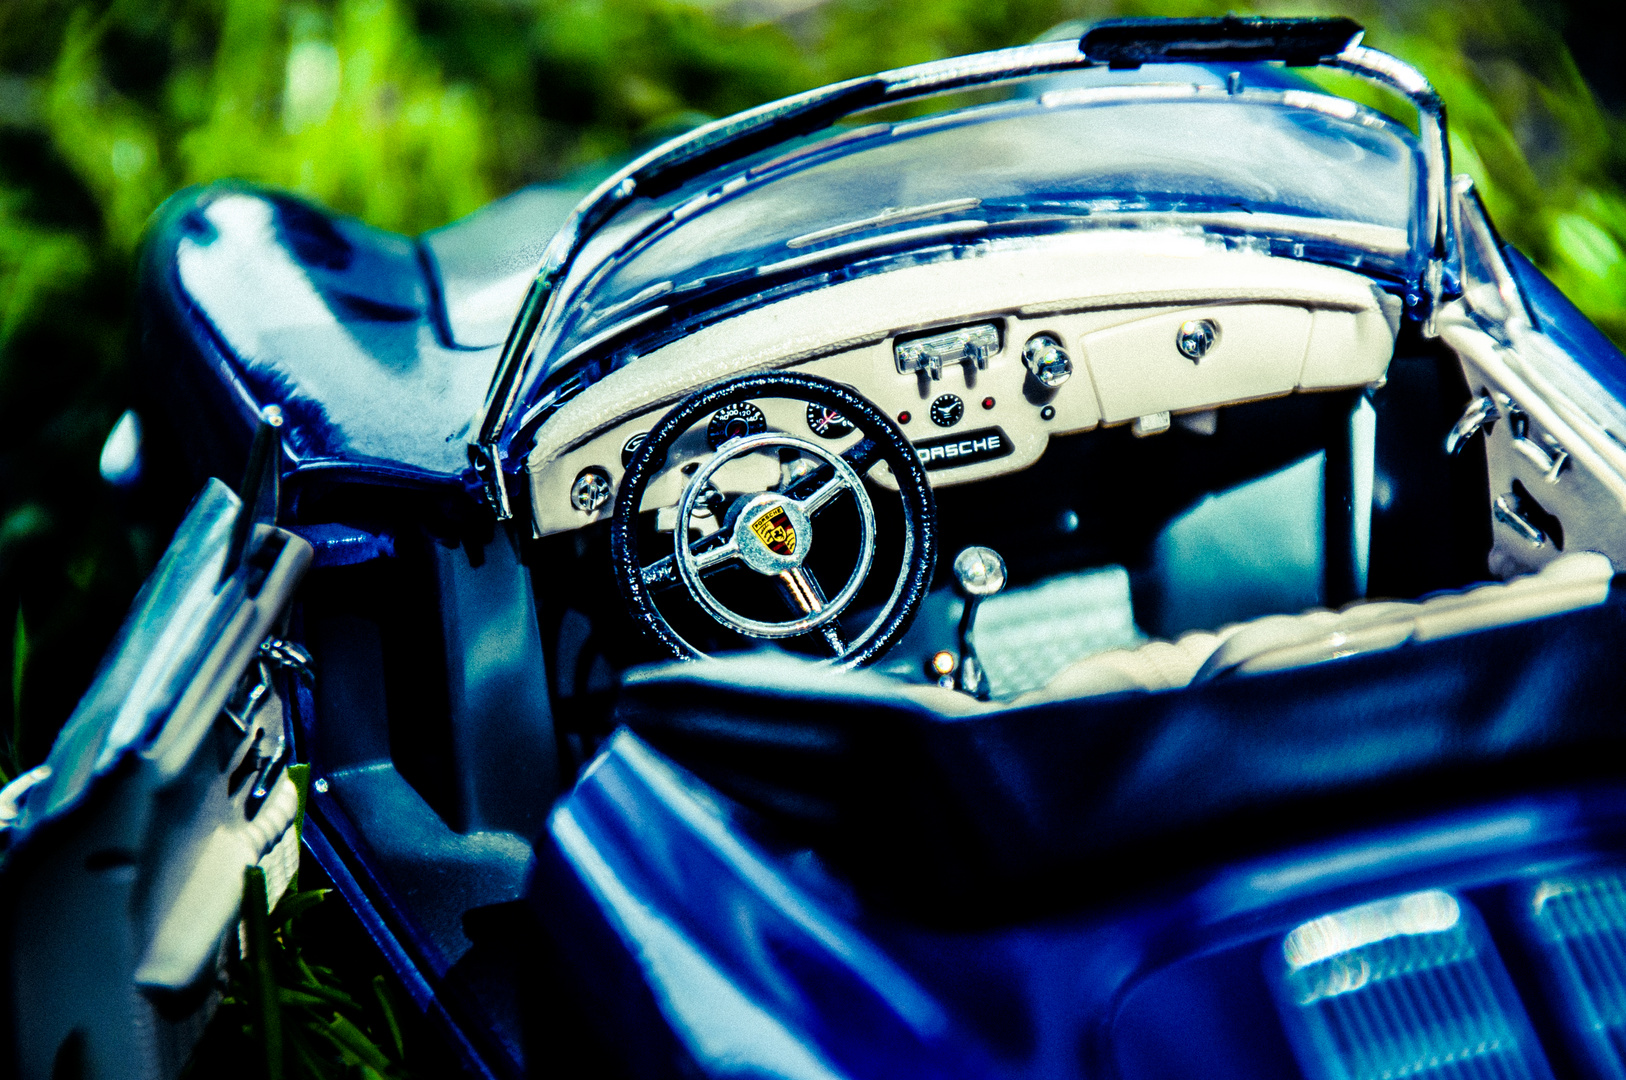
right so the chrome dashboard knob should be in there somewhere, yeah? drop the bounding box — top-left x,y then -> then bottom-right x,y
1022,334 -> 1072,388
1176,318 -> 1219,362
570,467 -> 613,513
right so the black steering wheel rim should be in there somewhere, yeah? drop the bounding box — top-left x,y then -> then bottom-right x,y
611,370 -> 937,667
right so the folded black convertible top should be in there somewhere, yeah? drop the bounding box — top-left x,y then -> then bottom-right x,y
613,584 -> 1626,921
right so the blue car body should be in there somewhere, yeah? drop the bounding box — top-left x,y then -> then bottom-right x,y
11,16 -> 1626,1080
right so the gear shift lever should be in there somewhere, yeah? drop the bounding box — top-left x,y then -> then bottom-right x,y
952,545 -> 1006,699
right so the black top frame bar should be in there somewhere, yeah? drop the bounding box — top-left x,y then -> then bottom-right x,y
1081,16 -> 1364,68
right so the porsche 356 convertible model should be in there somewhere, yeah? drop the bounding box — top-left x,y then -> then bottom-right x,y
10,14 -> 1626,1080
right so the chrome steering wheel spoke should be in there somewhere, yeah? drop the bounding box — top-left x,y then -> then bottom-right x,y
817,623 -> 848,657
774,566 -> 851,657
797,474 -> 849,516
782,437 -> 876,513
641,532 -> 738,591
611,372 -> 936,668
776,565 -> 828,616
694,536 -> 741,571
672,431 -> 876,641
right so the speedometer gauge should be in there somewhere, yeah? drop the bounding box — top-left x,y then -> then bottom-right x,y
805,403 -> 855,439
706,402 -> 767,449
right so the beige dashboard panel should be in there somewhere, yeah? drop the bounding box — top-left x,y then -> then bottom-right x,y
525,235 -> 1398,537
1077,303 -> 1312,423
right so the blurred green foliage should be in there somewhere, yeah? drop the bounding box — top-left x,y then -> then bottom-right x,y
3,0 -> 1626,1071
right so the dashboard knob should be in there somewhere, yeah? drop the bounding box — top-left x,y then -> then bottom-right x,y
570,467 -> 613,513
1176,318 -> 1219,362
1022,334 -> 1072,388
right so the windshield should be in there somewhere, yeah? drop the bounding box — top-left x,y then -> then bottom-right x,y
531,90 -> 1421,398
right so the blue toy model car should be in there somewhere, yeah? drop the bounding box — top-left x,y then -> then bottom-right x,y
10,13 -> 1626,1080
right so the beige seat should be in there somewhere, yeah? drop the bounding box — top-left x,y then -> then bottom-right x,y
1002,551 -> 1613,707
633,553 -> 1615,724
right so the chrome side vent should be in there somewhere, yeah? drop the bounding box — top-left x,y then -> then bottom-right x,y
1528,870 -> 1626,1080
1274,890 -> 1553,1080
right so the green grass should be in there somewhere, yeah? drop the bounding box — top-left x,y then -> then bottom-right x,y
181,765 -> 424,1079
5,0 -> 1626,1074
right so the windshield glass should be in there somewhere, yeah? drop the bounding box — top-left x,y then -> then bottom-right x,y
523,90 -> 1420,426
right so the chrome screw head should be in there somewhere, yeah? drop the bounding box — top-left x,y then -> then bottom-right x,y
1022,333 -> 1073,388
570,467 -> 613,513
1176,319 -> 1219,362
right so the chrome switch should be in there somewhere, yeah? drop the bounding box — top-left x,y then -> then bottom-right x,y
896,323 -> 1001,380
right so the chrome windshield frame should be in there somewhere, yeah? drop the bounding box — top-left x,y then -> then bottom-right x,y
471,27 -> 1449,520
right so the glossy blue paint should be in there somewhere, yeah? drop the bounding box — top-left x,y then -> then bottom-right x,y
97,26 -> 1626,1080
1503,245 -> 1626,409
287,522 -> 396,567
141,184 -> 510,493
539,731 -> 993,1080
536,587 -> 1626,1078
540,727 -> 1626,1080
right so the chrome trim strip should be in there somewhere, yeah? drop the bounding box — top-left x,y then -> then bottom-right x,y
1332,44 -> 1451,330
757,220 -> 987,277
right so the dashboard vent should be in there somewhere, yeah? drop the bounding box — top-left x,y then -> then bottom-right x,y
1274,889 -> 1553,1080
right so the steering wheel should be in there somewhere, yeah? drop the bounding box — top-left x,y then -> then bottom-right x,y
611,371 -> 936,667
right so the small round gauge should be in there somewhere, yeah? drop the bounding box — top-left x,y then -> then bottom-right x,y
930,394 -> 964,428
706,402 -> 767,449
805,403 -> 855,440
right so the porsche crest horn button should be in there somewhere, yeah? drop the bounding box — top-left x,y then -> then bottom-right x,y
749,504 -> 798,556
733,493 -> 814,575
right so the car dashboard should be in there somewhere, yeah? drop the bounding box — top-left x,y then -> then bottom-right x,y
514,229 -> 1423,710
527,232 -> 1399,538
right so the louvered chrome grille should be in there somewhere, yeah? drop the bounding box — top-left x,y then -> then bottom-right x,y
1276,890 -> 1553,1080
1528,870 -> 1626,1079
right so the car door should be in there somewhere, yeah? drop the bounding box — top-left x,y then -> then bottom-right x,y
1441,178 -> 1626,577
0,419 -> 312,1080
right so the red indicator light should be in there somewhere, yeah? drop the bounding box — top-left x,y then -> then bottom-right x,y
898,411 -> 912,424
982,397 -> 995,409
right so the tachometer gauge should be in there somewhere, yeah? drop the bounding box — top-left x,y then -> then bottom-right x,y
805,403 -> 855,439
706,402 -> 767,449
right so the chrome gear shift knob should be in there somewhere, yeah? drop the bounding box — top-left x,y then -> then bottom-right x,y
952,546 -> 1006,699
953,546 -> 1007,597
